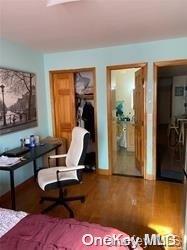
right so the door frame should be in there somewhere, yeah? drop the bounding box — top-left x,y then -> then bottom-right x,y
49,67 -> 98,169
107,63 -> 148,178
153,59 -> 187,179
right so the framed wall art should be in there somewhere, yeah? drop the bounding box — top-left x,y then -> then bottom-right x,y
0,68 -> 37,135
175,86 -> 184,96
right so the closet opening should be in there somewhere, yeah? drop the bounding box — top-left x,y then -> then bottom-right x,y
107,63 -> 147,178
50,68 -> 97,172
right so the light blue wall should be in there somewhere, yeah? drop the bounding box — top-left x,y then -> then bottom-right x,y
1,37 -> 186,196
0,39 -> 48,196
44,37 -> 187,175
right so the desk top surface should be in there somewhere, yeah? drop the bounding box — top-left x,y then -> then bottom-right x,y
0,143 -> 61,171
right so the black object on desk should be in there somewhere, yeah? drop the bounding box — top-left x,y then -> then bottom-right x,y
0,143 -> 61,210
4,147 -> 30,157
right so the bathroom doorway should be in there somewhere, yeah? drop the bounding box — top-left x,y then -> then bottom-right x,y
107,63 -> 147,177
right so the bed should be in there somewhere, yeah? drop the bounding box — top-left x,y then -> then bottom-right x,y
0,208 -> 142,249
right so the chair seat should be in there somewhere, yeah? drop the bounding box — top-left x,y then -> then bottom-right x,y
38,167 -> 78,191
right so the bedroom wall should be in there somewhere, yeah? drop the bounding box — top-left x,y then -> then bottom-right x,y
0,39 -> 48,196
44,37 -> 187,178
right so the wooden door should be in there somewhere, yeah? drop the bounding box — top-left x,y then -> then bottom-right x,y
111,88 -> 117,169
52,72 -> 76,147
126,123 -> 135,152
134,68 -> 144,174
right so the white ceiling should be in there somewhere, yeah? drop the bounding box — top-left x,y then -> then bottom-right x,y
0,0 -> 187,53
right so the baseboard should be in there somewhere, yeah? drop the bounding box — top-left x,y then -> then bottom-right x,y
145,174 -> 155,180
97,168 -> 155,179
97,168 -> 110,176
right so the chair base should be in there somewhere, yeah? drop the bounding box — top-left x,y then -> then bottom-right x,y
40,195 -> 85,218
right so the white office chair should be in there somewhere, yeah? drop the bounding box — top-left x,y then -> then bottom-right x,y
37,127 -> 90,217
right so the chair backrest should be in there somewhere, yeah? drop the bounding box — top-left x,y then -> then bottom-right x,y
66,127 -> 90,167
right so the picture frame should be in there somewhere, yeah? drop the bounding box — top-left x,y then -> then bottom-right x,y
175,86 -> 184,96
0,68 -> 37,135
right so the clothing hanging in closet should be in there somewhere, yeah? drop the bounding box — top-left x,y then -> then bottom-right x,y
82,102 -> 95,142
76,99 -> 85,128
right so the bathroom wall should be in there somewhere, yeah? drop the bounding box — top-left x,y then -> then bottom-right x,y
112,68 -> 139,119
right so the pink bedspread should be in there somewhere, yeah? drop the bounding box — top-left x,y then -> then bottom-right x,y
0,214 -> 142,249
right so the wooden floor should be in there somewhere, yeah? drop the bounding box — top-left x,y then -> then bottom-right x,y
113,147 -> 142,176
0,173 -> 184,249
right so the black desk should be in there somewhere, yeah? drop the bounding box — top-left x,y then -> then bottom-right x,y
0,143 -> 61,210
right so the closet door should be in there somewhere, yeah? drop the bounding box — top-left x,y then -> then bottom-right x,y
53,72 -> 76,147
134,68 -> 144,175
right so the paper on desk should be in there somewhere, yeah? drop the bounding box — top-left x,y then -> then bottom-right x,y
0,156 -> 21,166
